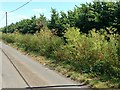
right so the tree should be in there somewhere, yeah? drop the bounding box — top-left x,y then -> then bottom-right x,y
48,8 -> 61,35
114,1 -> 120,34
36,14 -> 47,32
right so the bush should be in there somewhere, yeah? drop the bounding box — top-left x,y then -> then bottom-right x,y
2,33 -> 15,43
2,27 -> 119,79
32,30 -> 64,56
2,30 -> 64,57
54,27 -> 119,78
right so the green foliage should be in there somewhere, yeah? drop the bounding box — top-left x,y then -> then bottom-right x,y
1,1 -> 120,88
1,1 -> 120,35
2,33 -> 15,43
53,27 -> 119,78
2,27 -> 120,88
48,1 -> 120,35
48,8 -> 62,36
1,15 -> 47,34
32,29 -> 64,56
2,30 -> 64,57
36,14 -> 48,32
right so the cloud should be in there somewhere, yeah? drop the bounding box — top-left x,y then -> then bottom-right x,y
32,8 -> 47,13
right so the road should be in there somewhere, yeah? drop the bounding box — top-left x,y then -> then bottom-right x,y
0,42 -> 88,89
0,43 -> 2,90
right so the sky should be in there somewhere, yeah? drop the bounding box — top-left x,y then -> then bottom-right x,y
0,0 -> 92,28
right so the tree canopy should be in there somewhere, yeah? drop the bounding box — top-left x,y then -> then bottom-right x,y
1,1 -> 120,35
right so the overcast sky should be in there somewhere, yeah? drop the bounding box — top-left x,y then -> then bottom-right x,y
0,0 -> 92,28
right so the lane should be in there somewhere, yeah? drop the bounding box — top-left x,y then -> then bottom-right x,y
0,43 -> 2,90
2,49 -> 27,88
1,42 -> 88,88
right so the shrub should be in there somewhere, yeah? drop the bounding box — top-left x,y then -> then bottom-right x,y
2,30 -> 64,57
54,27 -> 119,78
2,27 -> 119,79
2,33 -> 15,43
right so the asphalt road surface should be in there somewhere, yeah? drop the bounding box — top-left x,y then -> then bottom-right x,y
0,43 -> 2,90
1,42 -> 89,89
